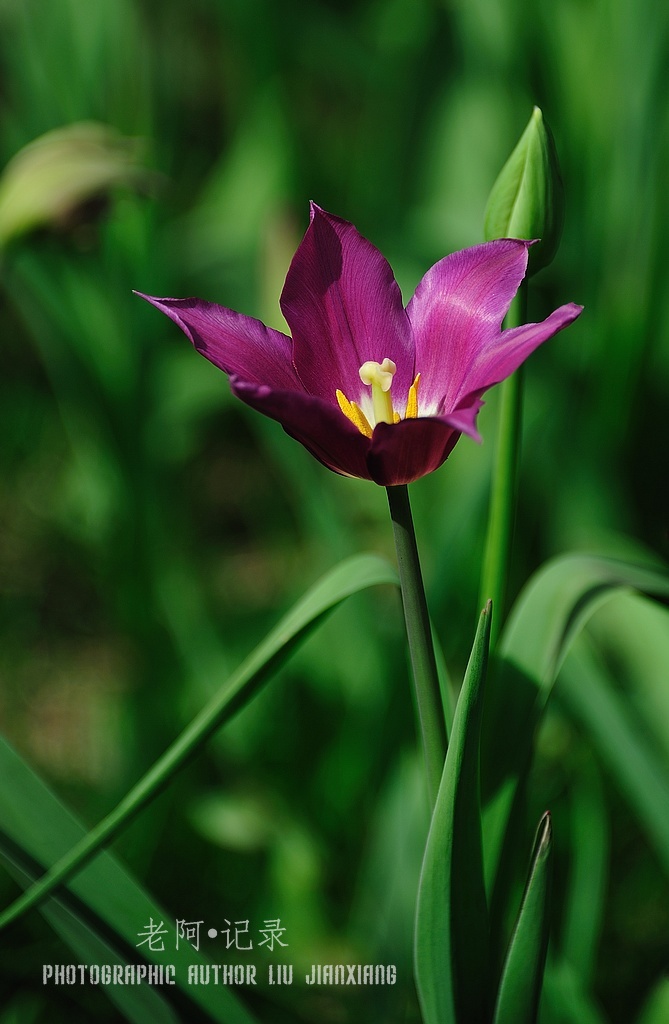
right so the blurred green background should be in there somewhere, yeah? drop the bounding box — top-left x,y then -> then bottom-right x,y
1,0 -> 668,1021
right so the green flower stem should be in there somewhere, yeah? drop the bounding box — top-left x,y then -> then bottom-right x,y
479,283 -> 528,646
387,484 -> 447,808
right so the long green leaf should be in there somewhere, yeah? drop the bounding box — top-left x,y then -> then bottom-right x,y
414,602 -> 491,1024
493,812 -> 552,1024
0,736 -> 256,1024
2,854 -> 179,1024
585,591 -> 669,763
559,636 -> 669,876
0,554 -> 398,1021
481,553 -> 669,893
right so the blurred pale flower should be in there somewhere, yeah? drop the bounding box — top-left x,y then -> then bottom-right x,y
0,123 -> 149,246
138,203 -> 582,486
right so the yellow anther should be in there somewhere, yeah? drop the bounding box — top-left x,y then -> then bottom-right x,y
336,389 -> 373,438
405,373 -> 420,419
358,357 -> 396,425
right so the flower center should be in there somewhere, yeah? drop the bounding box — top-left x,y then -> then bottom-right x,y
335,359 -> 421,438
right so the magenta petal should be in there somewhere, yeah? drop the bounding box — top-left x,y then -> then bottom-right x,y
366,417 -> 465,486
135,294 -> 300,390
230,377 -> 372,480
445,395 -> 485,442
280,204 -> 414,405
466,302 -> 583,395
407,239 -> 532,412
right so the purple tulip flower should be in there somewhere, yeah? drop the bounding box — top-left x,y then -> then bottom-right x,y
137,203 -> 582,486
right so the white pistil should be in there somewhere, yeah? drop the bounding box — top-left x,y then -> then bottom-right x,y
359,358 -> 396,425
336,360 -> 420,435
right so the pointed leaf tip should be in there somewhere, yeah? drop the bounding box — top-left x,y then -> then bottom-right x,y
493,812 -> 553,1024
537,810 -> 552,853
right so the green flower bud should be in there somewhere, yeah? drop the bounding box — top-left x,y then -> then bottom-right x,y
484,106 -> 564,275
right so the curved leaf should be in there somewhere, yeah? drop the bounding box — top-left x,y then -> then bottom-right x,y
559,634 -> 669,876
481,553 -> 669,891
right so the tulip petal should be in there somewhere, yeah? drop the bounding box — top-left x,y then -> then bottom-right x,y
444,395 -> 485,442
406,239 -> 531,413
280,204 -> 414,405
135,294 -> 300,390
231,376 -> 373,480
465,302 -> 583,394
367,415 -> 472,486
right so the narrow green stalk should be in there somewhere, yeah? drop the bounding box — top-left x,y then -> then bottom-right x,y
479,284 -> 528,645
387,484 -> 446,808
